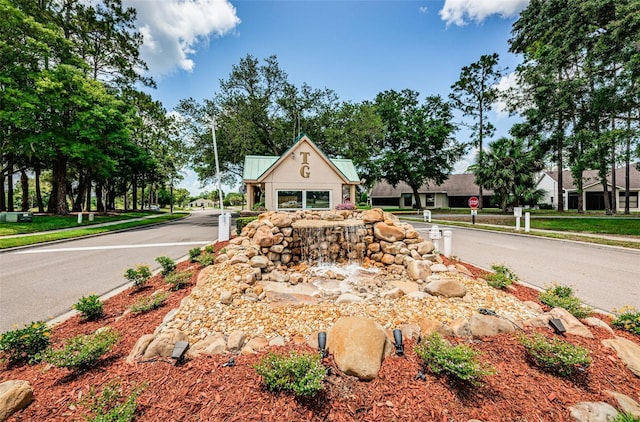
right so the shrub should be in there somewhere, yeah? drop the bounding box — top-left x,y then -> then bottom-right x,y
204,244 -> 215,254
74,294 -> 104,321
130,291 -> 168,314
539,284 -> 593,319
188,247 -> 202,262
614,413 -> 640,422
0,321 -> 51,366
195,253 -> 215,266
236,216 -> 258,234
39,327 -> 119,370
165,271 -> 192,291
251,202 -> 266,211
254,351 -> 326,398
612,306 -> 640,335
485,264 -> 519,289
414,333 -> 496,386
155,256 -> 176,276
335,202 -> 356,211
80,381 -> 146,422
518,333 -> 591,378
123,265 -> 152,289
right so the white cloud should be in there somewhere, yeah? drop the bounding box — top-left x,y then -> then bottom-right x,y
492,71 -> 518,118
126,0 -> 241,77
419,6 -> 428,14
439,0 -> 529,26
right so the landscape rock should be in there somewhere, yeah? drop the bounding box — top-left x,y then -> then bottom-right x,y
424,278 -> 467,298
253,225 -> 274,247
126,334 -> 156,363
219,290 -> 233,305
469,314 -> 516,338
327,317 -> 392,380
361,208 -> 384,223
449,317 -> 472,337
548,308 -> 594,338
0,380 -> 33,422
227,330 -> 246,353
568,401 -> 618,422
373,222 -> 405,242
606,390 -> 640,417
406,259 -> 432,281
602,336 -> 640,377
143,329 -> 188,358
583,317 -> 615,335
270,213 -> 293,228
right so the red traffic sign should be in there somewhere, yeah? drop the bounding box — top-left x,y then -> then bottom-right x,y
468,196 -> 479,209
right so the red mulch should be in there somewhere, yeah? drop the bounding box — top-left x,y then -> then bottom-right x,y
3,245 -> 640,421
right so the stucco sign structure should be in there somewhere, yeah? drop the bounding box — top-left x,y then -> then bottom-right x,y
242,134 -> 360,211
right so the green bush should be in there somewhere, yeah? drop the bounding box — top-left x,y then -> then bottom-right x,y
130,291 -> 168,314
155,256 -> 176,276
204,244 -> 215,254
188,247 -> 202,262
254,351 -> 327,398
165,271 -> 192,291
251,202 -> 266,211
74,294 -> 104,321
123,265 -> 152,289
0,321 -> 51,366
39,327 -> 119,370
195,253 -> 215,266
414,333 -> 496,386
81,381 -> 146,422
539,284 -> 593,319
236,216 -> 258,234
518,333 -> 591,378
612,306 -> 640,335
485,264 -> 519,289
614,413 -> 640,422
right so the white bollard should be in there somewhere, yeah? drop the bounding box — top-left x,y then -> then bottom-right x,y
77,213 -> 83,224
524,212 -> 530,232
443,230 -> 453,257
88,213 -> 94,222
218,213 -> 231,241
423,209 -> 431,223
515,216 -> 521,231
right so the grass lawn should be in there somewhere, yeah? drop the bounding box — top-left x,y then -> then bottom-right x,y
0,212 -> 186,249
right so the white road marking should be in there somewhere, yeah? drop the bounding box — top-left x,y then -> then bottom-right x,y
14,241 -> 214,254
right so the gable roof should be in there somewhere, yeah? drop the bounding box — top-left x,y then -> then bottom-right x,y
242,133 -> 360,183
371,174 -> 492,197
544,164 -> 640,190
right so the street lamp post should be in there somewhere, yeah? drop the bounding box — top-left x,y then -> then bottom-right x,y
211,115 -> 230,241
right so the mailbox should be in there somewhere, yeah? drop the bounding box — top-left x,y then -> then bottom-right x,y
429,225 -> 442,240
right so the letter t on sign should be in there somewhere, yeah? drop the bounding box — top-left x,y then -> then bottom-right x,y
300,152 -> 310,164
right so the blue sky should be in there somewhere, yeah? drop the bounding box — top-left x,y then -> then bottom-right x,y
127,0 -> 530,195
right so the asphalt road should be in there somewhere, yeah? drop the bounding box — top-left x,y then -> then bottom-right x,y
410,221 -> 640,314
0,210 -> 221,333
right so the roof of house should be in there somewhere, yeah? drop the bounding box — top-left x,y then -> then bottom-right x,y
544,164 -> 640,190
242,134 -> 360,183
371,174 -> 493,197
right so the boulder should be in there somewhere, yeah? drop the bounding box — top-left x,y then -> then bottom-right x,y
406,260 -> 432,281
241,337 -> 269,355
548,308 -> 594,338
227,330 -> 246,353
424,278 -> 467,298
449,317 -> 472,337
602,336 -> 640,377
568,401 -> 618,422
253,225 -> 274,247
327,317 -> 393,380
430,263 -> 449,273
189,333 -> 227,357
270,213 -> 293,228
607,390 -> 640,417
126,334 -> 156,363
249,255 -> 269,269
416,241 -> 436,255
0,380 -> 33,421
143,329 -> 188,358
335,293 -> 363,304
469,314 -> 516,338
361,208 -> 384,223
583,317 -> 614,335
373,222 -> 405,242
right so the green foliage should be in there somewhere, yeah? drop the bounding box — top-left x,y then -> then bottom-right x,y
39,328 -> 119,370
74,294 -> 104,321
204,244 -> 215,254
485,264 -> 519,289
80,381 -> 146,422
155,256 -> 176,276
236,216 -> 258,234
613,413 -> 640,422
165,271 -> 192,291
123,265 -> 152,289
539,284 -> 593,319
130,292 -> 168,314
0,321 -> 51,366
195,253 -> 215,266
414,333 -> 496,386
188,247 -> 202,262
612,306 -> 640,336
251,202 -> 266,211
518,333 -> 591,378
254,351 -> 327,398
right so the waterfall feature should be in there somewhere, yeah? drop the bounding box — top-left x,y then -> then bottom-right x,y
292,220 -> 367,265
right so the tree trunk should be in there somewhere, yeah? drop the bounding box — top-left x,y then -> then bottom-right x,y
35,167 -> 44,213
20,169 -> 29,211
85,175 -> 92,212
0,168 -> 5,211
7,159 -> 14,212
624,114 -> 631,214
556,137 -> 564,213
610,118 -> 617,214
411,186 -> 422,209
51,153 -> 69,215
72,171 -> 86,212
132,177 -> 138,210
96,183 -> 105,213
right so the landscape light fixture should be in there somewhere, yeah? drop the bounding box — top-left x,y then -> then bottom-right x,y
171,341 -> 190,365
393,329 -> 404,357
318,332 -> 328,358
549,318 -> 567,335
222,357 -> 236,367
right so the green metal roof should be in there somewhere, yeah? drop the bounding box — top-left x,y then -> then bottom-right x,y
331,158 -> 360,183
243,155 -> 278,180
